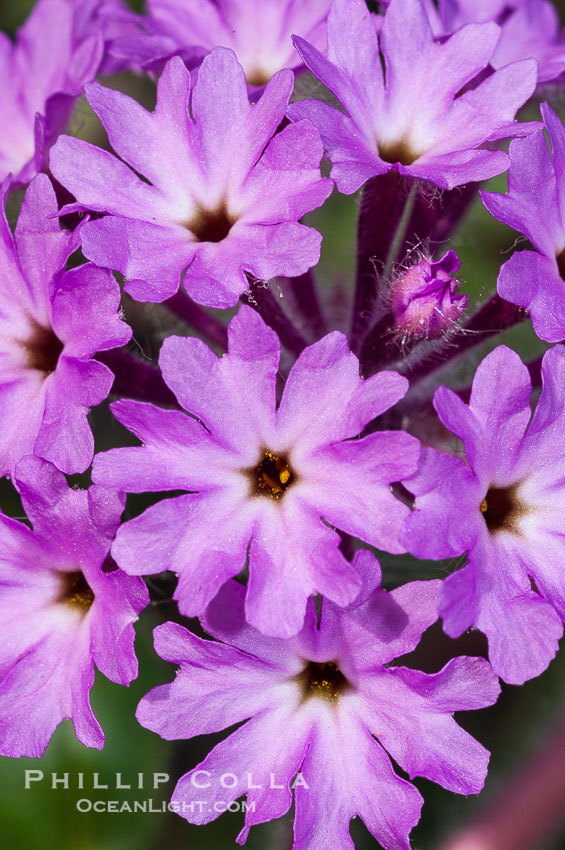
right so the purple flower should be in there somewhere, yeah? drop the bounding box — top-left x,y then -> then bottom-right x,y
0,0 -> 102,186
481,103 -> 565,343
69,0 -> 150,75
0,174 -> 131,475
0,455 -> 149,758
422,0 -> 565,84
390,249 -> 467,341
137,557 -> 499,849
402,344 -> 565,685
50,49 -> 332,308
287,0 -> 538,193
92,305 -> 419,637
143,0 -> 332,86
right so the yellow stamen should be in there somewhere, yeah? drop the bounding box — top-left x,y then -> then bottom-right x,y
250,450 -> 296,500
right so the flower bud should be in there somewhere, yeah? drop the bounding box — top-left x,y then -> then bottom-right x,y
390,249 -> 467,340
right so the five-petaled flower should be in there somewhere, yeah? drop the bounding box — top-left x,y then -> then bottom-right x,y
402,345 -> 565,684
0,456 -> 148,758
0,174 -> 131,475
288,0 -> 538,193
137,556 -> 499,849
93,305 -> 419,637
141,0 -> 332,87
0,0 -> 560,838
50,48 -> 332,309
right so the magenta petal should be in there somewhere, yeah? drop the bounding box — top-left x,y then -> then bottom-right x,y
34,357 -> 113,474
202,580 -> 300,669
476,567 -> 563,685
344,549 -> 383,608
294,707 -> 422,850
277,331 -> 367,450
403,447 -> 483,560
240,119 -> 332,222
136,622 -> 289,739
393,656 -> 501,712
440,530 -> 563,685
433,345 -> 532,484
111,494 -> 197,576
0,621 -> 103,757
50,134 -> 167,219
408,148 -> 510,189
523,345 -> 565,454
506,530 -> 565,622
79,216 -> 195,304
246,504 -> 362,638
51,263 -> 131,357
498,249 -> 565,344
466,345 -> 533,482
112,489 -> 254,620
88,567 -> 148,685
159,307 -> 279,453
362,669 -> 492,794
434,58 -> 537,156
13,456 -> 122,565
85,74 -> 188,190
207,221 -> 324,288
288,98 -> 385,194
310,431 -> 419,553
481,130 -> 561,257
335,579 -> 441,668
171,705 -> 309,827
50,136 -> 166,221
0,376 -> 47,476
94,398 -> 220,492
14,174 -> 76,321
347,370 -> 409,429
541,102 -> 565,211
191,47 -> 249,165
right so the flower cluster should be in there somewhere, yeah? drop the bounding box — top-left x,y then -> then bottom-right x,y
2,1 -> 565,848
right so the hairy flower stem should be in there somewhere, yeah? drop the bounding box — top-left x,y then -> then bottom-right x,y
457,355 -> 543,404
242,278 -> 308,357
96,349 -> 178,406
351,171 -> 414,353
383,182 -> 419,281
359,313 -> 396,375
166,290 -> 228,350
286,269 -> 327,340
407,181 -> 478,249
399,294 -> 527,384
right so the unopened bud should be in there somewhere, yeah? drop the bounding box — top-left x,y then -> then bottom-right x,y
390,249 -> 467,340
